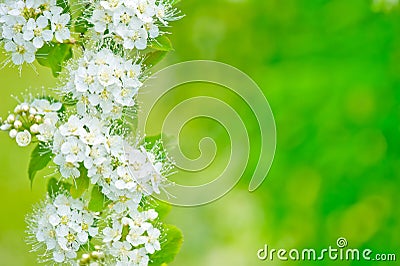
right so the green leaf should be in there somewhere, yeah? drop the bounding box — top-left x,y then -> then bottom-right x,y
149,225 -> 183,266
143,50 -> 168,68
47,177 -> 72,197
36,43 -> 73,77
154,200 -> 172,220
28,144 -> 52,187
70,166 -> 90,198
73,2 -> 93,34
88,185 -> 107,212
149,35 -> 174,51
74,15 -> 91,34
57,0 -> 70,13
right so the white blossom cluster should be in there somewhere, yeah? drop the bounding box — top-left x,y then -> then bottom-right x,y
0,1 -> 181,265
88,0 -> 179,50
62,48 -> 143,120
51,114 -> 167,212
26,193 -> 98,264
0,0 -> 71,65
101,209 -> 161,265
0,98 -> 61,146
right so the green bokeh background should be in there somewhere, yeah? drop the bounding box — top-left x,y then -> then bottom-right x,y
1,0 -> 399,265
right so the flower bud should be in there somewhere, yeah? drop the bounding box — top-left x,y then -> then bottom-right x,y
14,105 -> 22,114
0,123 -> 11,131
21,103 -> 29,112
9,129 -> 17,139
29,107 -> 37,115
30,124 -> 39,134
7,114 -> 15,123
35,115 -> 42,123
13,120 -> 22,129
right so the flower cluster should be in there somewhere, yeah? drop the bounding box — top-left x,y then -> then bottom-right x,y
0,0 -> 71,65
88,0 -> 179,50
0,0 -> 182,264
62,48 -> 143,120
101,208 -> 161,265
51,114 -> 168,213
0,98 -> 61,146
26,193 -> 98,264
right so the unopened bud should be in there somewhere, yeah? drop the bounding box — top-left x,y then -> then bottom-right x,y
21,103 -> 29,112
29,107 -> 37,115
9,129 -> 17,139
35,115 -> 42,123
7,114 -> 15,123
30,124 -> 39,134
0,123 -> 11,131
13,120 -> 22,129
14,105 -> 22,114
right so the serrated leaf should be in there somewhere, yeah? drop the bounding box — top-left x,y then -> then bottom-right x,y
70,166 -> 90,198
47,177 -> 72,197
149,35 -> 174,52
88,185 -> 107,212
143,50 -> 168,68
149,225 -> 183,266
29,144 -> 52,187
36,43 -> 73,77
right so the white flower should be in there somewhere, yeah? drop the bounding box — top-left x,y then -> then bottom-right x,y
126,225 -> 146,247
60,136 -> 89,163
59,115 -> 86,137
144,227 -> 161,254
0,0 -> 71,66
129,248 -> 150,266
62,48 -> 143,119
118,26 -> 148,50
88,0 -> 180,50
46,6 -> 70,42
27,193 -> 98,264
103,221 -> 122,243
53,153 -> 81,178
101,208 -> 161,265
16,130 -> 32,146
31,99 -> 62,114
23,16 -> 53,48
4,37 -> 36,65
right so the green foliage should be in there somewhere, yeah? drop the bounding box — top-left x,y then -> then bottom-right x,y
28,144 -> 52,187
47,177 -> 72,198
149,35 -> 174,52
143,50 -> 169,68
70,166 -> 90,198
149,225 -> 183,266
36,43 -> 73,77
57,0 -> 70,13
88,185 -> 107,212
154,200 -> 172,220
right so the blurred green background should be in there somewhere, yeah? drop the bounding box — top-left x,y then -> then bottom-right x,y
1,0 -> 400,265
